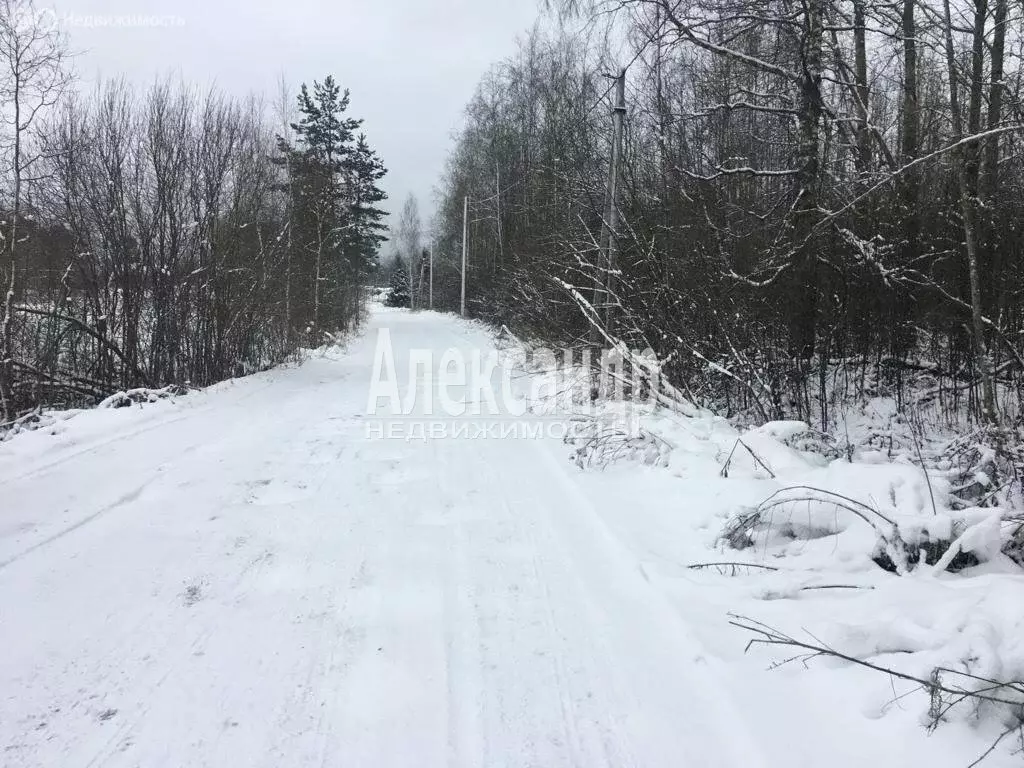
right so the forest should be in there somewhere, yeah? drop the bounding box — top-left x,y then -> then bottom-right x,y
5,0 -> 1024,463
429,0 -> 1024,476
0,0 -> 388,427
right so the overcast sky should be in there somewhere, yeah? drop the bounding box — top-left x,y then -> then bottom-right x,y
51,0 -> 542,230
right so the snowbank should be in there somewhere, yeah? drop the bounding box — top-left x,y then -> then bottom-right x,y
523,355 -> 1024,764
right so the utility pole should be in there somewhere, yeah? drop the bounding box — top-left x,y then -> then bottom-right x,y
604,68 -> 627,333
460,195 -> 468,317
590,67 -> 627,343
429,238 -> 434,310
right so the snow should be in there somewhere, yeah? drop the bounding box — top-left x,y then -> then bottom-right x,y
0,306 -> 1021,767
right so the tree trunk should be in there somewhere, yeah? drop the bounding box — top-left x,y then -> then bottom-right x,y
790,0 -> 824,360
852,0 -> 871,176
983,0 -> 1008,199
893,0 -> 920,355
0,87 -> 23,422
942,0 -> 997,423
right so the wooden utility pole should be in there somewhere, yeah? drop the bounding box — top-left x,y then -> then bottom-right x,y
604,68 -> 627,332
460,196 -> 468,317
589,68 -> 627,343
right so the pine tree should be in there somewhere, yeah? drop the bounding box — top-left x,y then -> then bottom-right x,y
274,76 -> 388,338
344,133 -> 389,281
292,77 -> 361,171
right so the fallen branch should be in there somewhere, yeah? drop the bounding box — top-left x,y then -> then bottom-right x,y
687,561 -> 780,575
730,613 -> 1024,706
729,614 -> 1024,765
758,485 -> 896,527
550,276 -> 700,417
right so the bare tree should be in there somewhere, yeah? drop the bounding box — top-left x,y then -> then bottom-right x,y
940,0 -> 997,423
274,73 -> 296,340
397,193 -> 422,308
0,0 -> 70,421
433,0 -> 1024,437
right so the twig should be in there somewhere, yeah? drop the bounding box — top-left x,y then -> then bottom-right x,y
687,561 -> 780,574
729,614 -> 1024,707
908,415 -> 938,517
799,584 -> 874,591
966,722 -> 1022,768
721,438 -> 776,478
740,439 -> 776,478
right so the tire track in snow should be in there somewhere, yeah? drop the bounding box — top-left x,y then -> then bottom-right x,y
441,435 -> 627,768
0,386 -> 357,767
0,381 -> 339,574
438,443 -> 484,768
0,378 -> 278,485
480,437 -> 636,768
0,482 -> 148,572
76,425 -> 357,767
2,310 -> 779,767
527,436 -> 772,768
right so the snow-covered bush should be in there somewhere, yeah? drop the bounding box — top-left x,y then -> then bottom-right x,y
566,418 -> 672,470
98,385 -> 189,409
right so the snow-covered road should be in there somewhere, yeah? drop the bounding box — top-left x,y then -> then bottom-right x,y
0,309 -> 759,767
1,309 -> 1014,767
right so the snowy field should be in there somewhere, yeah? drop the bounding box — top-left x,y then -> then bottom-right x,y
1,306 -> 1021,767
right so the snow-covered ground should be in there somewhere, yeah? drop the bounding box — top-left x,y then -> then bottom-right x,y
1,307 -> 1020,767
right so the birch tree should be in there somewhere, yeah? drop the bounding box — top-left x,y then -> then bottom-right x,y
0,0 -> 69,422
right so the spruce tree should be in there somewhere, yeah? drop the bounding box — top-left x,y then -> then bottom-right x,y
385,260 -> 411,308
